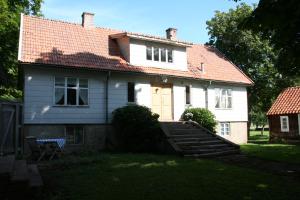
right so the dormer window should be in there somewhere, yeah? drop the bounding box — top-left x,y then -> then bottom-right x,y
146,45 -> 173,63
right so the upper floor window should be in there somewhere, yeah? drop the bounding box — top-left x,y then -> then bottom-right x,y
146,45 -> 173,63
215,88 -> 232,109
55,77 -> 88,106
127,82 -> 135,103
280,116 -> 289,132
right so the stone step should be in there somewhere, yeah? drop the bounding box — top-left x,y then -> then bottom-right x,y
170,129 -> 206,135
28,164 -> 43,188
184,149 -> 240,158
179,144 -> 230,150
173,136 -> 215,142
0,155 -> 15,177
182,146 -> 237,154
11,160 -> 29,183
170,133 -> 214,138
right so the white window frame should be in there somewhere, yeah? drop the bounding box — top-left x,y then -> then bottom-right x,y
280,116 -> 289,132
215,88 -> 232,109
146,45 -> 173,63
65,126 -> 85,145
220,122 -> 230,136
54,77 -> 89,106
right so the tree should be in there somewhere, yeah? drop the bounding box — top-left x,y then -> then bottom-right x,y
0,0 -> 43,100
250,105 -> 267,135
234,0 -> 300,78
206,3 -> 294,124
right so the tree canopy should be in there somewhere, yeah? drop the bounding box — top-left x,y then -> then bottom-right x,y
0,0 -> 43,99
206,3 -> 294,118
235,0 -> 300,78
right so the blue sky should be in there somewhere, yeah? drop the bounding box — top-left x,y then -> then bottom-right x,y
42,0 -> 258,44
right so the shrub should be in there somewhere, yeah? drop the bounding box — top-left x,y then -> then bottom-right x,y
112,105 -> 163,152
181,108 -> 217,132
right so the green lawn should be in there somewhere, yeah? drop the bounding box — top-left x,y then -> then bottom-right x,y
241,131 -> 300,164
37,153 -> 300,200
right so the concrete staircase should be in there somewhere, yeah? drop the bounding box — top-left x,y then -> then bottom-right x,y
160,121 -> 240,157
0,155 -> 43,199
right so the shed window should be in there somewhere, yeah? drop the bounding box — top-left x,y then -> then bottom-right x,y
128,82 -> 135,103
185,85 -> 191,105
55,77 -> 88,106
280,116 -> 289,132
66,127 -> 84,145
220,122 -> 230,135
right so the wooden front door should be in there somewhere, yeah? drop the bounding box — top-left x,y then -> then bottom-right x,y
151,84 -> 173,121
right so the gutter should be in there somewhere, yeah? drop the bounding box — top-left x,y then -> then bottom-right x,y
17,13 -> 24,61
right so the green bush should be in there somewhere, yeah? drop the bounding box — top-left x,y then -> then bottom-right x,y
181,108 -> 217,132
112,105 -> 163,152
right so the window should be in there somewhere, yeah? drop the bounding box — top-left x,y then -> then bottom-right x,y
146,46 -> 173,63
128,82 -> 135,103
146,46 -> 152,60
160,48 -> 166,62
54,77 -> 88,106
220,122 -> 230,135
280,116 -> 289,132
185,85 -> 191,105
215,88 -> 232,109
65,127 -> 84,145
167,49 -> 173,63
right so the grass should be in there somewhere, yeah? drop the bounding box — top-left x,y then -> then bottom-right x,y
37,153 -> 300,200
241,131 -> 300,164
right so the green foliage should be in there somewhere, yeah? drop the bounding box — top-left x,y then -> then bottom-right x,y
240,0 -> 300,78
182,108 -> 217,132
206,3 -> 295,115
0,86 -> 22,101
112,105 -> 163,153
0,0 -> 43,98
250,105 -> 268,134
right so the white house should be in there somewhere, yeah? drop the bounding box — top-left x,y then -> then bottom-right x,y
18,12 -> 253,149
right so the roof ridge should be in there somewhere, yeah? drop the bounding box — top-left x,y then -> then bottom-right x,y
24,14 -> 82,27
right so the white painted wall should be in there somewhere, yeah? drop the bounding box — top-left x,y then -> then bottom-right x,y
129,39 -> 188,71
207,84 -> 248,122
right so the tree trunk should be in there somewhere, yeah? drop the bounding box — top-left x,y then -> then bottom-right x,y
261,124 -> 265,135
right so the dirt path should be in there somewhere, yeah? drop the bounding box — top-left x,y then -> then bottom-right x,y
215,154 -> 300,179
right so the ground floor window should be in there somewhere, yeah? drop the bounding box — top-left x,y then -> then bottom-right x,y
65,126 -> 84,145
280,116 -> 289,132
220,122 -> 230,135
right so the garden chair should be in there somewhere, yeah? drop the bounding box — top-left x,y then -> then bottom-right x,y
26,136 -> 47,162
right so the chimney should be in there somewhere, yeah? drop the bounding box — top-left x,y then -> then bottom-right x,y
82,12 -> 95,28
166,28 -> 177,40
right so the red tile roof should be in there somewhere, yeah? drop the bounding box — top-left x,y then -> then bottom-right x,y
19,15 -> 253,85
267,87 -> 300,115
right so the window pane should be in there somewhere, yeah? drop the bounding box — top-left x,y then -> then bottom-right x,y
67,88 -> 77,105
154,47 -> 159,61
55,88 -> 65,105
161,48 -> 166,62
67,78 -> 77,87
168,49 -> 173,63
79,79 -> 88,88
185,86 -> 190,104
128,82 -> 135,102
227,89 -> 232,96
221,96 -> 226,108
215,89 -> 220,108
79,89 -> 88,105
227,97 -> 232,108
146,46 -> 152,60
75,128 -> 84,144
55,77 -> 65,87
66,127 -> 74,144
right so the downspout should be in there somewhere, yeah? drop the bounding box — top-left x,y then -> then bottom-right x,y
105,71 -> 111,124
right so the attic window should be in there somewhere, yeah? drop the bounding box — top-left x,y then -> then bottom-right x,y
146,46 -> 173,63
